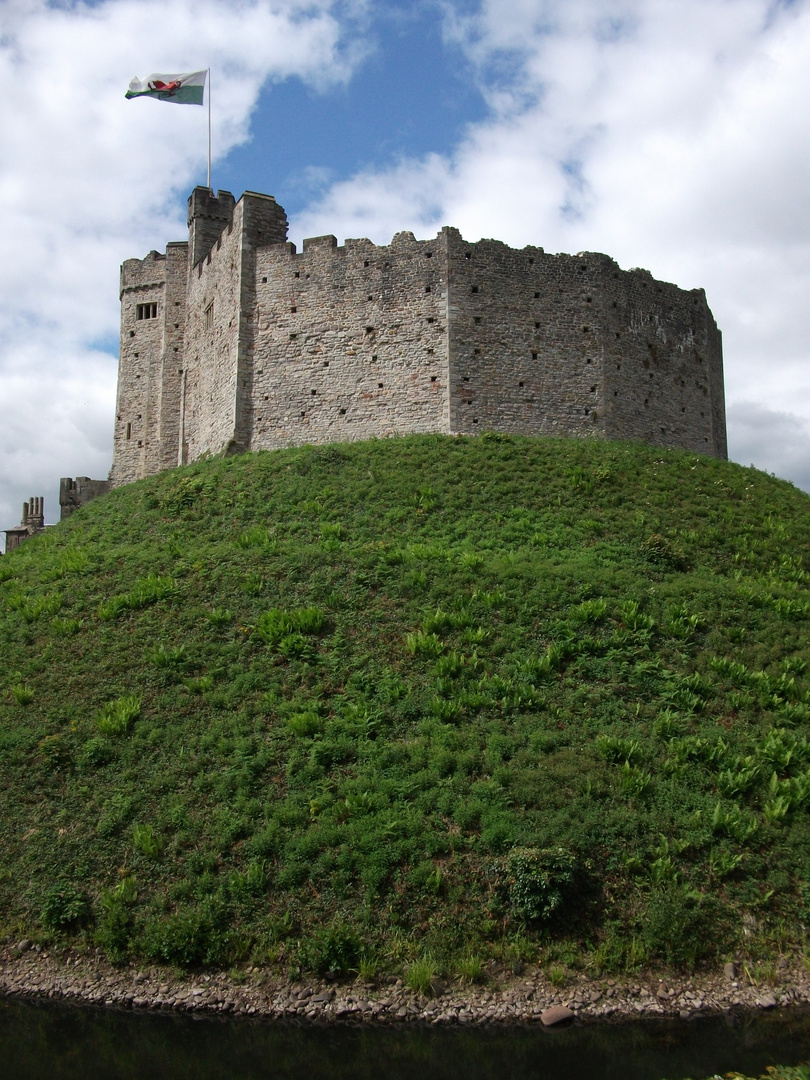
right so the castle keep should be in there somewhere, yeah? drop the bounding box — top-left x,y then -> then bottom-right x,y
111,186 -> 726,487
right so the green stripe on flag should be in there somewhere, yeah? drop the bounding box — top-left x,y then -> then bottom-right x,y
125,71 -> 206,106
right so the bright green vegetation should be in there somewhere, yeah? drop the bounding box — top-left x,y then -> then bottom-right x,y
680,1068 -> 810,1080
2,434 -> 810,978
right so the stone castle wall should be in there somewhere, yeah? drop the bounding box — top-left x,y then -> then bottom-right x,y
242,229 -> 450,450
111,187 -> 726,487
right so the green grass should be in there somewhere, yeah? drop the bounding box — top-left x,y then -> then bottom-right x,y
1,433 -> 810,978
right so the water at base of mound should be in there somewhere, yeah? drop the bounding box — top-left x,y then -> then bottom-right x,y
1,997 -> 810,1080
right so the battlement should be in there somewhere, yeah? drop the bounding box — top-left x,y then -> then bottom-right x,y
59,477 -> 111,520
109,188 -> 726,489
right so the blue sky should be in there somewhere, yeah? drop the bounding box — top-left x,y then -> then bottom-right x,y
2,0 -> 810,545
217,3 -> 487,219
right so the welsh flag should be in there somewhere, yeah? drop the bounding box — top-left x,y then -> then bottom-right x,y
125,70 -> 207,105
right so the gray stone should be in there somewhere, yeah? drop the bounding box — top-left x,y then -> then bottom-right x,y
15,940 -> 31,954
723,962 -> 738,981
757,993 -> 777,1009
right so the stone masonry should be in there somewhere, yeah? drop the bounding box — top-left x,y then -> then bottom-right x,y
110,186 -> 726,487
4,497 -> 46,553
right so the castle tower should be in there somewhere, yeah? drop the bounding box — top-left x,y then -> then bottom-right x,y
110,187 -> 726,490
188,187 -> 236,267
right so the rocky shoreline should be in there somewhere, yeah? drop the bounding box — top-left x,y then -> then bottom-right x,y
3,943 -> 810,1027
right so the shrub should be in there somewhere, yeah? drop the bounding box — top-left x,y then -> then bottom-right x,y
140,909 -> 218,966
405,631 -> 444,657
507,846 -> 577,923
96,877 -> 138,964
287,711 -> 322,737
548,964 -> 567,987
422,608 -> 470,636
79,736 -> 114,769
96,695 -> 141,735
158,475 -> 213,513
207,607 -> 232,628
640,885 -> 706,965
255,607 -> 327,648
456,954 -> 485,984
95,899 -> 133,964
10,683 -> 34,706
132,823 -> 164,858
642,533 -> 689,571
148,644 -> 188,670
595,734 -> 642,764
41,883 -> 88,931
405,955 -> 438,995
302,922 -> 362,975
99,575 -> 176,620
182,675 -> 214,694
236,526 -> 275,549
276,633 -> 315,660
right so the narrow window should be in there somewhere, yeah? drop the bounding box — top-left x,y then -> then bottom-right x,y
430,375 -> 437,382
534,291 -> 540,298
294,271 -> 300,278
262,276 -> 267,283
126,422 -> 131,440
204,301 -> 214,330
291,306 -> 296,313
136,302 -> 158,320
425,252 -> 433,258
425,285 -> 432,293
471,285 -> 479,294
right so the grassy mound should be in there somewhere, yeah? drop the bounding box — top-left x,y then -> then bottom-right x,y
2,434 -> 810,979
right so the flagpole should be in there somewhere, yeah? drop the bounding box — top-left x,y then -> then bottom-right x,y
207,68 -> 211,189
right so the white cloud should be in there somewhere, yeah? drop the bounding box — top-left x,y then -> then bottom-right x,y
295,0 -> 810,495
727,400 -> 810,492
0,0 -> 365,547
